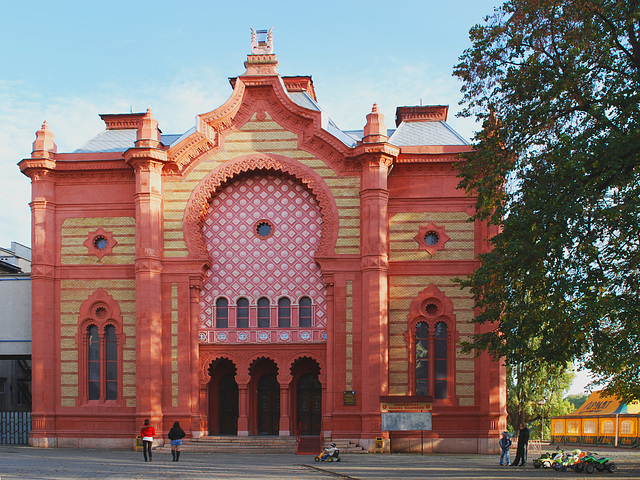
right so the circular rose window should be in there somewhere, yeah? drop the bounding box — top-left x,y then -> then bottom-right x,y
94,235 -> 109,250
254,220 -> 274,239
424,231 -> 439,246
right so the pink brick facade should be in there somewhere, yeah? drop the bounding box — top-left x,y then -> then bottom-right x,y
19,44 -> 506,452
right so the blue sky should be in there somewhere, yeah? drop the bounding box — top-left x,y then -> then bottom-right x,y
0,1 -> 592,396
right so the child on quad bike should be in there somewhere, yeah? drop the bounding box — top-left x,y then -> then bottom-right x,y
315,443 -> 340,462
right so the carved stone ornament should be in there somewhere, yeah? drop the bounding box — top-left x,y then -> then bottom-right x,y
250,28 -> 274,54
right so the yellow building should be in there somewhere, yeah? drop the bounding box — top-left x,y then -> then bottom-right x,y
551,391 -> 640,448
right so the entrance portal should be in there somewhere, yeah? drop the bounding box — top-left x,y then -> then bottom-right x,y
219,373 -> 239,434
257,373 -> 280,435
297,373 -> 322,435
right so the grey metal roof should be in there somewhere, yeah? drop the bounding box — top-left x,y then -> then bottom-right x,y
287,91 -> 357,147
73,130 -> 186,153
389,121 -> 469,147
74,129 -> 138,153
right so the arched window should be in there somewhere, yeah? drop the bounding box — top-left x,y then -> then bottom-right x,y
278,297 -> 291,328
78,289 -> 123,405
434,322 -> 447,399
237,298 -> 249,329
105,325 -> 117,400
299,297 -> 312,328
87,325 -> 100,400
415,322 -> 429,396
216,298 -> 229,328
257,297 -> 270,328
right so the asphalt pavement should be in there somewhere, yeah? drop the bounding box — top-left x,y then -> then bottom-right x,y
0,445 -> 638,479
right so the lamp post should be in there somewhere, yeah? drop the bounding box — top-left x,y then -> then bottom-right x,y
538,399 -> 546,440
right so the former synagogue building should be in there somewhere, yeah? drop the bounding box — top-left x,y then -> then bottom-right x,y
19,34 -> 505,452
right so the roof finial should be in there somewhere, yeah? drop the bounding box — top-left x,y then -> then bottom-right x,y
362,103 -> 388,143
32,120 -> 57,158
250,27 -> 274,54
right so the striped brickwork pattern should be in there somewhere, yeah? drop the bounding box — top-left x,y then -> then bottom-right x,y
388,276 -> 475,406
59,279 -> 137,408
61,217 -> 135,265
389,212 -> 474,261
162,112 -> 361,257
345,280 -> 353,390
171,283 -> 179,407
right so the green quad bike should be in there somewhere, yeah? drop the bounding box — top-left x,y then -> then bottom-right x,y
574,452 -> 617,474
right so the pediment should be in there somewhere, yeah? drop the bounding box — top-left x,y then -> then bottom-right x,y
166,75 -> 351,175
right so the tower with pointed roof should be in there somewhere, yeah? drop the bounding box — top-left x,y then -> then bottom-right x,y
19,31 -> 505,453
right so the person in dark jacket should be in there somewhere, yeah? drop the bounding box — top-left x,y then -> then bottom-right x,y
510,422 -> 530,466
499,431 -> 512,466
167,421 -> 186,462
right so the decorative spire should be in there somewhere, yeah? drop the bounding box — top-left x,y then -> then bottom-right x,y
250,27 -> 274,54
244,28 -> 278,76
135,108 -> 160,148
31,121 -> 57,158
362,103 -> 388,143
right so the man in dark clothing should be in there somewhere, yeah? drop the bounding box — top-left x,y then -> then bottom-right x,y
510,422 -> 530,466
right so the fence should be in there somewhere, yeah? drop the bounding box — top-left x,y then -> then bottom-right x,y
0,411 -> 31,444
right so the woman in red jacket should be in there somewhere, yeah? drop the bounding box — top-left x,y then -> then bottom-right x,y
140,419 -> 155,462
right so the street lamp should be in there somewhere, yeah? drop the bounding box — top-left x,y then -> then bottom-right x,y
538,399 -> 546,440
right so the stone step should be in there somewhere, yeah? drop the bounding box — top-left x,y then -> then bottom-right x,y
155,435 -> 298,454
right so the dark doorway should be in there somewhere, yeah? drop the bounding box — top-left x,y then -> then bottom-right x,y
257,373 -> 280,435
219,373 -> 239,434
297,373 -> 322,435
208,358 -> 237,435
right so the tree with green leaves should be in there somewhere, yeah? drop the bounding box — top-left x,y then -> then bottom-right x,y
454,0 -> 640,401
506,362 -> 575,438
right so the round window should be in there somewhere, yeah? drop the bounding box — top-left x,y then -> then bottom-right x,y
254,220 -> 274,239
424,231 -> 439,246
424,302 -> 439,316
94,236 -> 108,250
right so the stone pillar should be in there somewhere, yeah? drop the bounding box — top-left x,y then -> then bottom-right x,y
279,373 -> 292,436
190,277 -> 204,437
124,110 -> 168,427
19,122 -> 58,447
237,375 -> 250,436
352,105 -> 398,439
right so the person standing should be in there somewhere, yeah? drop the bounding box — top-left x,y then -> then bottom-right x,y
510,422 -> 530,466
167,421 -> 186,462
140,419 -> 155,462
499,431 -> 512,466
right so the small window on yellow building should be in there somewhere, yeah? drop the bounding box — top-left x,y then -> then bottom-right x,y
568,420 -> 580,434
601,420 -> 614,434
621,420 -> 634,435
583,420 -> 596,434
553,421 -> 564,434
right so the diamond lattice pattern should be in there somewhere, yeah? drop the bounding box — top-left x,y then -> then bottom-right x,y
199,173 -> 327,343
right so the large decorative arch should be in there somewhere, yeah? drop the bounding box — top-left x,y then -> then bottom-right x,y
183,153 -> 339,261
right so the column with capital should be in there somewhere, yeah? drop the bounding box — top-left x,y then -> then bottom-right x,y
19,122 -> 58,446
124,110 -> 168,427
352,105 -> 399,440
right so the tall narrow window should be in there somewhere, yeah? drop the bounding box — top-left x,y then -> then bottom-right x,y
87,325 -> 100,400
257,297 -> 270,328
434,322 -> 447,399
278,297 -> 291,328
105,325 -> 118,400
415,322 -> 429,396
299,297 -> 312,327
216,298 -> 229,328
237,297 -> 249,329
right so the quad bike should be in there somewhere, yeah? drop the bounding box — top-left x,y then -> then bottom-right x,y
552,449 -> 585,472
533,447 -> 564,469
574,452 -> 617,474
314,444 -> 341,462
